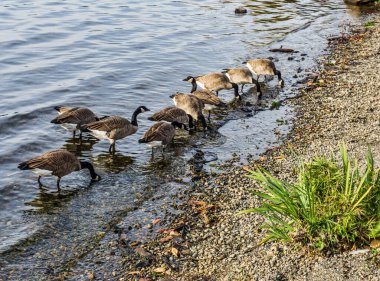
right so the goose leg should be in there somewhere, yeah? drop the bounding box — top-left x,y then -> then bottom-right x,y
109,142 -> 116,154
208,111 -> 211,122
241,84 -> 245,93
256,81 -> 263,98
199,114 -> 207,131
38,176 -> 43,188
73,131 -> 76,138
79,130 -> 83,139
216,91 -> 219,96
57,177 -> 61,191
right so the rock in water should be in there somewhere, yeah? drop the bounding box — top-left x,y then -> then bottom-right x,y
235,7 -> 247,14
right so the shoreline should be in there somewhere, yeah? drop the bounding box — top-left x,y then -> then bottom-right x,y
110,17 -> 380,281
2,12 -> 379,281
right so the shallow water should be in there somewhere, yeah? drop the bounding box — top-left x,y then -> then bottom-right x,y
0,0 -> 374,278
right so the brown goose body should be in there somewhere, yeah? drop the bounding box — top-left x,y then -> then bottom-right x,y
18,149 -> 100,189
170,93 -> 207,130
191,90 -> 225,106
223,67 -> 260,94
139,121 -> 188,155
82,106 -> 150,153
139,122 -> 176,147
243,58 -> 284,87
148,106 -> 189,125
51,106 -> 99,138
191,90 -> 226,120
183,73 -> 241,100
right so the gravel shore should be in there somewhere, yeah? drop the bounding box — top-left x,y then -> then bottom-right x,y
52,17 -> 380,281
143,17 -> 380,281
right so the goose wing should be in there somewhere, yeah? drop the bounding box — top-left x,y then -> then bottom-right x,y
51,107 -> 97,125
141,122 -> 175,143
85,116 -> 130,132
149,107 -> 188,123
191,90 -> 223,106
18,150 -> 79,176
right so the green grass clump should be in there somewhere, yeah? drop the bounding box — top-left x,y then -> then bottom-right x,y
241,144 -> 380,250
364,21 -> 375,28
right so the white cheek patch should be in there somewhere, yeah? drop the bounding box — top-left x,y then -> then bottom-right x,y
32,169 -> 53,176
172,98 -> 178,106
60,123 -> 78,132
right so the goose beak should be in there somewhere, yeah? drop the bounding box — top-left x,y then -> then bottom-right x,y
92,175 -> 101,181
169,94 -> 175,99
242,61 -> 247,64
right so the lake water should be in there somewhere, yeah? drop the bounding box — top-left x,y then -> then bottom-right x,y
0,0 -> 373,279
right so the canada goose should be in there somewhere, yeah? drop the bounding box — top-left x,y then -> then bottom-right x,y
51,106 -> 99,138
191,89 -> 226,120
183,72 -> 241,100
169,93 -> 207,131
139,121 -> 188,155
83,106 -> 150,153
18,149 -> 101,189
222,67 -> 262,96
242,58 -> 284,87
148,106 -> 194,128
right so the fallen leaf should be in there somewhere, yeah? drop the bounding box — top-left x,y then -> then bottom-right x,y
87,272 -> 94,280
201,213 -> 210,225
273,155 -> 285,160
156,228 -> 168,233
242,165 -> 252,172
169,231 -> 181,237
129,241 -> 139,247
171,247 -> 179,257
128,271 -> 141,275
159,235 -> 173,243
370,239 -> 380,249
152,218 -> 161,225
135,247 -> 153,258
152,267 -> 166,273
259,156 -> 267,161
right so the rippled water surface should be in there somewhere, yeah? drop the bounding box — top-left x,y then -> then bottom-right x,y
0,0 -> 372,278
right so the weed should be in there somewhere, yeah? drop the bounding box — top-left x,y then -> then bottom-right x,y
240,143 -> 380,250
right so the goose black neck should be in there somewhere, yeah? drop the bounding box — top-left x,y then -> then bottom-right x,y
80,161 -> 98,179
191,79 -> 197,93
131,108 -> 142,126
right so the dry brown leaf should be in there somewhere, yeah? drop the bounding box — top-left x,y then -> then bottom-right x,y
152,218 -> 161,225
171,247 -> 179,257
129,241 -> 139,247
152,267 -> 166,273
159,235 -> 173,243
273,155 -> 285,160
135,247 -> 153,258
242,165 -> 252,172
128,271 -> 141,275
259,156 -> 268,161
201,213 -> 210,225
370,239 -> 380,249
169,230 -> 181,237
189,200 -> 207,207
156,228 -> 167,233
